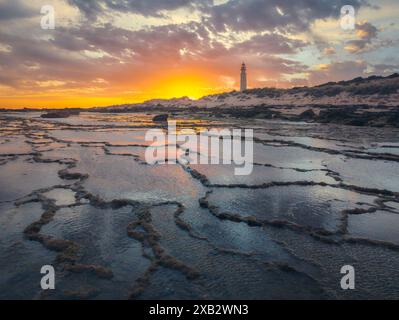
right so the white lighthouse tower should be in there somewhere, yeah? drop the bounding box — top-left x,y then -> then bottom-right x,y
240,62 -> 247,91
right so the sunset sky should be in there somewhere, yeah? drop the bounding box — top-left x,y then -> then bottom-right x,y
0,0 -> 398,108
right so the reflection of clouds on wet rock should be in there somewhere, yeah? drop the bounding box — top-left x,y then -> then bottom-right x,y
0,157 -> 68,202
1,112 -> 399,299
206,186 -> 378,233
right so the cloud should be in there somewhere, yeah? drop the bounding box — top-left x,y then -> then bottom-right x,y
232,33 -> 307,55
0,0 -> 38,20
323,47 -> 336,55
66,0 -> 210,20
370,63 -> 399,75
345,22 -> 379,53
0,16 -> 309,95
65,0 -> 103,21
204,0 -> 368,33
0,0 -> 393,107
65,0 -> 371,30
356,21 -> 378,39
309,60 -> 368,84
344,40 -> 368,53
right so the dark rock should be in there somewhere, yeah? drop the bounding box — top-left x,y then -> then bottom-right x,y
318,108 -> 354,122
347,118 -> 368,126
152,114 -> 169,122
387,111 -> 399,126
299,109 -> 316,119
41,110 -> 80,118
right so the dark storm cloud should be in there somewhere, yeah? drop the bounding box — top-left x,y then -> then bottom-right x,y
0,71 -> 19,87
232,33 -> 307,55
0,0 -> 381,96
65,0 -> 103,20
309,60 -> 368,84
66,0 -> 211,19
105,0 -> 211,15
371,63 -> 399,75
47,21 -> 307,69
0,0 -> 37,20
50,22 -> 207,62
345,22 -> 379,53
0,32 -> 79,66
204,0 -> 369,33
0,29 -> 111,89
0,21 -> 214,89
0,15 -> 308,91
68,0 -> 369,33
48,32 -> 90,52
356,21 -> 378,39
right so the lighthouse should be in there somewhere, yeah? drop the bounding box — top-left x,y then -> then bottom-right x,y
240,62 -> 247,91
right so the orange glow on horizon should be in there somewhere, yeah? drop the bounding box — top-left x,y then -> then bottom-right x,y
0,70 -> 233,109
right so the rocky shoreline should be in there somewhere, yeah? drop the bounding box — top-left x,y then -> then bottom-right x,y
2,104 -> 398,128
96,104 -> 399,128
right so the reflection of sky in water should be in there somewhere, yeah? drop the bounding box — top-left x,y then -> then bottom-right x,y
2,112 -> 399,299
208,186 -> 376,232
326,157 -> 399,192
0,157 -> 67,202
348,210 -> 399,245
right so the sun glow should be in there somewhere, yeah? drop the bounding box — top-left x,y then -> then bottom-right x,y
0,70 -> 229,109
148,72 -> 220,100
